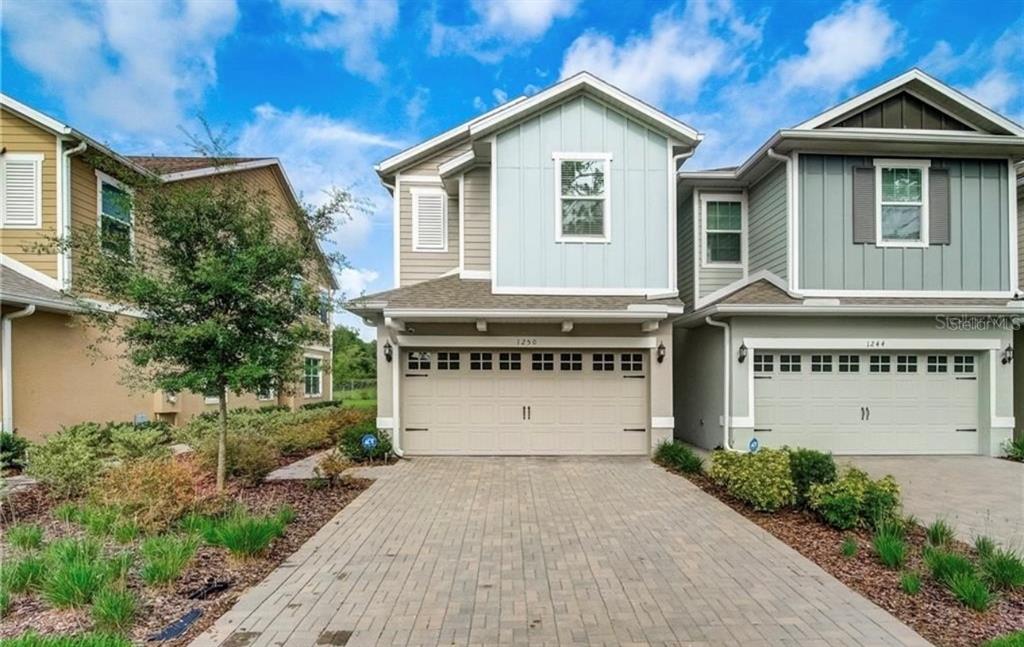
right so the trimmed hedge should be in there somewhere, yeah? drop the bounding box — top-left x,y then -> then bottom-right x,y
708,448 -> 795,512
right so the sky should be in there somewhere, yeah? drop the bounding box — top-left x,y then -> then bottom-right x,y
3,0 -> 1022,339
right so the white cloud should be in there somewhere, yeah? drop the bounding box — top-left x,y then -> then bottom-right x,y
964,70 -> 1019,113
236,104 -> 404,253
337,267 -> 380,299
279,0 -> 398,81
2,0 -> 237,136
492,88 -> 509,104
472,96 -> 487,111
405,86 -> 430,125
559,0 -> 761,106
773,0 -> 899,92
431,0 -> 577,62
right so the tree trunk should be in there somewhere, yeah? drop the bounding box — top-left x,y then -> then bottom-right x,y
216,386 -> 228,492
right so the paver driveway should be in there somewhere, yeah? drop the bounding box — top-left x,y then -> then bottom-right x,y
190,457 -> 927,647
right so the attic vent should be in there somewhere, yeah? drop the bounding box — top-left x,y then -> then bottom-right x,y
411,187 -> 447,251
1,153 -> 43,228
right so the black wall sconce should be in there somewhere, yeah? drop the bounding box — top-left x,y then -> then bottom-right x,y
1002,344 -> 1014,365
656,342 -> 666,363
737,343 -> 748,363
383,341 -> 393,363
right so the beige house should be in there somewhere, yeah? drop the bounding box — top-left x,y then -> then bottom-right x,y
0,95 -> 335,442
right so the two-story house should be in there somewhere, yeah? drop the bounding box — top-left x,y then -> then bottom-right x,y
0,95 -> 336,441
350,70 -> 1024,458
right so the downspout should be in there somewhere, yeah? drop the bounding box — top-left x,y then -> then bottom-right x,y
61,141 -> 88,288
705,315 -> 739,452
2,305 -> 37,434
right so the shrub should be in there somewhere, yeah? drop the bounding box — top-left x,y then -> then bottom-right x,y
6,523 -> 44,551
90,458 -> 197,533
787,448 -> 836,506
926,519 -> 955,547
338,421 -> 393,463
862,476 -> 901,527
981,548 -> 1024,590
314,449 -> 352,486
2,555 -> 47,593
653,441 -> 703,474
274,422 -> 332,457
924,547 -> 975,586
202,508 -> 290,559
840,535 -> 858,558
1,432 -> 31,470
808,467 -> 901,530
108,423 -> 171,461
900,571 -> 922,595
198,433 -> 278,486
985,631 -> 1024,647
140,535 -> 198,586
708,448 -> 796,512
873,523 -> 907,569
1002,437 -> 1024,462
300,400 -> 342,411
975,536 -> 997,559
25,431 -> 104,499
0,632 -> 133,647
91,587 -> 136,633
948,571 -> 994,611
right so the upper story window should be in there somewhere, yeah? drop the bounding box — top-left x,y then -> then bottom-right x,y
874,159 -> 929,248
701,194 -> 744,266
410,186 -> 447,252
98,171 -> 133,256
554,153 -> 611,243
1,152 -> 43,228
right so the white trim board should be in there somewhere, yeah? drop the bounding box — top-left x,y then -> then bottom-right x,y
742,337 -> 1002,351
553,152 -> 612,244
395,335 -> 659,349
795,289 -> 1014,299
0,253 -> 61,291
490,286 -> 676,297
873,158 -> 930,249
159,158 -> 278,182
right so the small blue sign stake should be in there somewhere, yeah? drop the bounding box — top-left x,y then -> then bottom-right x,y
361,434 -> 379,452
748,437 -> 759,453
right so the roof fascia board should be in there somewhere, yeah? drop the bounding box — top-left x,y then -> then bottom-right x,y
158,158 -> 279,182
1,93 -> 72,135
438,150 -> 477,178
381,307 -> 669,321
678,303 -> 1024,326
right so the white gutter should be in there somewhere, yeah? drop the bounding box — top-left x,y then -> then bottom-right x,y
2,305 -> 36,434
678,303 -> 1024,327
704,315 -> 738,452
61,141 -> 88,288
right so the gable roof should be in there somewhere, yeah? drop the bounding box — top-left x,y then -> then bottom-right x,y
376,72 -> 701,178
127,156 -> 269,176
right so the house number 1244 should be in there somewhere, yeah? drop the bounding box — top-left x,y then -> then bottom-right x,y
866,340 -> 885,348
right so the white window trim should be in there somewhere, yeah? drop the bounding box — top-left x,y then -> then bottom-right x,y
303,354 -> 323,398
874,158 -> 930,249
553,152 -> 612,244
1,152 -> 44,229
700,192 -> 747,269
410,185 -> 448,252
96,169 -> 134,254
257,387 -> 276,402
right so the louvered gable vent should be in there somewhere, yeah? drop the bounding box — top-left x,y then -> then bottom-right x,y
1,154 -> 43,227
412,188 -> 446,251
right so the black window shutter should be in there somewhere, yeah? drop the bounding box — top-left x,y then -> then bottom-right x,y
929,167 -> 951,245
852,167 -> 875,244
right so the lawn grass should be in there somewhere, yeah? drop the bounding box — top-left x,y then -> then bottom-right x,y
333,387 -> 375,410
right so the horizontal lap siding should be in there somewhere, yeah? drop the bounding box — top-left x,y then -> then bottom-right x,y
799,154 -> 1009,292
696,189 -> 743,299
747,164 -> 788,279
677,190 -> 694,307
1,109 -> 58,278
463,166 -> 490,273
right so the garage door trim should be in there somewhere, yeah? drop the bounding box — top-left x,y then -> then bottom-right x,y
396,334 -> 658,349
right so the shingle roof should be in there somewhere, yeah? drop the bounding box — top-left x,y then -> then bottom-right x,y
0,266 -> 77,309
346,274 -> 684,312
126,156 -> 267,175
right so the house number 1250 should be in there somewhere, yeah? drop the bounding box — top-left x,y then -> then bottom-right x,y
516,338 -> 538,346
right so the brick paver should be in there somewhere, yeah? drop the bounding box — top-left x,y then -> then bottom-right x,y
190,457 -> 928,646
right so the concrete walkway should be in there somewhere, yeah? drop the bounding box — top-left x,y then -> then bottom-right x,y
190,457 -> 927,647
844,455 -> 1023,549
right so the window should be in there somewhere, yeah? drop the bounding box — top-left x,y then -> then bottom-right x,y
532,353 -> 554,371
407,351 -> 431,370
470,352 -> 492,370
437,352 -> 460,370
98,172 -> 133,256
875,159 -> 929,247
303,357 -> 322,397
410,186 -> 447,251
869,355 -> 891,373
897,355 -> 918,373
779,354 -> 801,372
499,352 -> 521,370
620,353 -> 643,372
753,353 -> 773,373
203,387 -> 219,405
838,355 -> 860,373
927,355 -> 948,373
811,355 -> 832,373
953,355 -> 975,374
702,195 -> 744,265
555,154 -> 610,241
256,385 -> 275,401
593,353 -> 615,371
560,353 -> 582,371
1,152 -> 43,228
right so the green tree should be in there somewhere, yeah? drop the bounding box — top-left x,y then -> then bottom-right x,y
65,147 -> 358,491
332,326 -> 376,387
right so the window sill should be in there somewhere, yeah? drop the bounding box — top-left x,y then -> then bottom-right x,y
701,261 -> 744,269
555,236 -> 611,244
875,240 -> 929,249
0,223 -> 42,229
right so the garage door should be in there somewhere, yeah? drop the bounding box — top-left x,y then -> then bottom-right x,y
753,351 -> 979,454
401,349 -> 649,455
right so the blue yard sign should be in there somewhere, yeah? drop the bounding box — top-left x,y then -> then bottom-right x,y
361,434 -> 379,452
748,437 -> 759,453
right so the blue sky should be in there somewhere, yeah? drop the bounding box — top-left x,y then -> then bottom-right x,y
3,0 -> 1022,338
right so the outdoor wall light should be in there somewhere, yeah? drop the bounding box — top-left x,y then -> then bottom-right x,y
383,341 -> 394,363
657,342 -> 666,363
1002,344 -> 1014,365
737,343 -> 748,363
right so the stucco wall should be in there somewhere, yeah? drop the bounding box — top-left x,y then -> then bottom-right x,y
672,324 -> 725,450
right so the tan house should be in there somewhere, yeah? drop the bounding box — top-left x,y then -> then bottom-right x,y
0,95 -> 336,442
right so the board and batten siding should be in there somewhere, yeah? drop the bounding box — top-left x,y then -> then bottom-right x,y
677,188 -> 694,306
462,166 -> 490,273
799,155 -> 1010,292
494,95 -> 671,291
1,108 -> 59,278
747,164 -> 788,280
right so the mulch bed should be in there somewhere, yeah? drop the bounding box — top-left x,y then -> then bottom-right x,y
679,471 -> 1024,647
1,469 -> 372,646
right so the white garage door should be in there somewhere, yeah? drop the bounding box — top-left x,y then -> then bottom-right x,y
753,351 -> 979,454
401,349 -> 649,455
